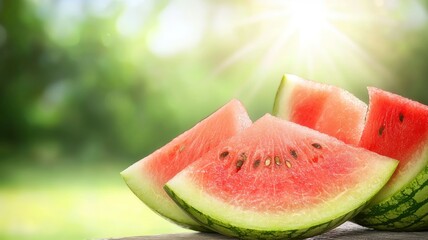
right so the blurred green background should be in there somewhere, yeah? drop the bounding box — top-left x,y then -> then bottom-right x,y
1,0 -> 428,239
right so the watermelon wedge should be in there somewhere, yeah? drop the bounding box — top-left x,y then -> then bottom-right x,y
353,88 -> 428,230
165,114 -> 398,239
121,99 -> 252,231
273,74 -> 367,145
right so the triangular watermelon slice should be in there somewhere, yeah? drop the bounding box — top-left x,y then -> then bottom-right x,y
121,99 -> 252,231
273,74 -> 367,145
354,88 -> 428,230
165,114 -> 397,239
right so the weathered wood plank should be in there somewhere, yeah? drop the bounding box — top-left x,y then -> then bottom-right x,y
102,222 -> 428,240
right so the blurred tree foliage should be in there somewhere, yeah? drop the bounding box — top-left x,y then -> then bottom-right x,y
0,0 -> 258,163
0,0 -> 50,146
1,0 -> 428,164
0,0 -> 177,161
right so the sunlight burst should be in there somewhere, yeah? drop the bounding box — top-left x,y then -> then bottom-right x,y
216,0 -> 394,101
289,0 -> 328,46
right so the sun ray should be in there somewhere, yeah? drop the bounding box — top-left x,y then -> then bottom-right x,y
207,33 -> 272,82
233,24 -> 299,102
210,0 -> 396,103
323,23 -> 395,85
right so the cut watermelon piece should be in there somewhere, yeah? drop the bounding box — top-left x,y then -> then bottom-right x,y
273,74 -> 367,145
354,88 -> 428,230
165,115 -> 398,239
121,99 -> 252,231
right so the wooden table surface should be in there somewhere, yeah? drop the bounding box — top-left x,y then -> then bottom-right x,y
103,222 -> 428,239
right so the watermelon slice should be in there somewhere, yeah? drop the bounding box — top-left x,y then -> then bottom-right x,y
273,74 -> 367,145
165,114 -> 398,239
121,99 -> 252,231
354,88 -> 428,230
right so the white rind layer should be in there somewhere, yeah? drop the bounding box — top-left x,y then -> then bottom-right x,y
121,160 -> 202,228
372,144 -> 428,204
166,155 -> 397,231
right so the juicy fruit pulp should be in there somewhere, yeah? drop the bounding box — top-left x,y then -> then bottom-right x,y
121,99 -> 252,231
354,88 -> 428,230
273,74 -> 367,145
165,115 -> 398,239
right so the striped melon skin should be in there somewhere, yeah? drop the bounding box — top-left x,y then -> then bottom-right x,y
353,164 -> 428,231
165,185 -> 368,239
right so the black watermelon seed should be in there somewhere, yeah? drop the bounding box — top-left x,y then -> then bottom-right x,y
253,159 -> 261,168
378,125 -> 385,136
219,151 -> 229,159
236,160 -> 244,168
399,112 -> 404,123
240,152 -> 248,161
312,143 -> 322,149
290,149 -> 298,159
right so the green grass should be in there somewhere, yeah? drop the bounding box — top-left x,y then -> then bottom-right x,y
0,161 -> 192,240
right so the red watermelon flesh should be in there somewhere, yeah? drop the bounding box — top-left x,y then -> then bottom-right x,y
359,87 -> 428,202
273,74 -> 367,145
165,115 -> 397,238
121,99 -> 252,231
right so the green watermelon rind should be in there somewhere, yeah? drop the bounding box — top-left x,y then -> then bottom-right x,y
121,164 -> 210,232
164,184 -> 369,239
162,114 -> 398,238
272,75 -> 292,117
353,164 -> 428,231
163,154 -> 397,238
